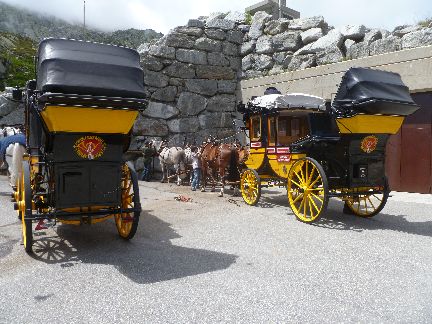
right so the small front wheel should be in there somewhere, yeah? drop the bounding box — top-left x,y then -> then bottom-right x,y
344,179 -> 389,218
287,158 -> 329,223
240,169 -> 261,206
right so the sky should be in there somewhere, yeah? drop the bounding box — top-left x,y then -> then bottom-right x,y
1,0 -> 432,34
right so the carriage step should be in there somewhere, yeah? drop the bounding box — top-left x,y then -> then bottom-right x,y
35,219 -> 55,230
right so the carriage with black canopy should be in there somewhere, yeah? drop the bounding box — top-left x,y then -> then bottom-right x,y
13,38 -> 147,252
238,67 -> 419,223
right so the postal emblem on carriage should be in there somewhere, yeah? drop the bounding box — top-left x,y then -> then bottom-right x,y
360,135 -> 378,154
74,135 -> 106,160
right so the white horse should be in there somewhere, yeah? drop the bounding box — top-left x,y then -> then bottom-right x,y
7,143 -> 26,188
152,141 -> 187,186
0,131 -> 26,188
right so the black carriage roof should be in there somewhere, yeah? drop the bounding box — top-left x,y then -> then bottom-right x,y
332,67 -> 419,116
246,93 -> 326,112
36,38 -> 146,99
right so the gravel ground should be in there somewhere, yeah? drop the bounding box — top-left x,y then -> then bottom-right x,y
0,175 -> 432,323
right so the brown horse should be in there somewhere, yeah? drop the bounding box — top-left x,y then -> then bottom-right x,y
200,142 -> 240,196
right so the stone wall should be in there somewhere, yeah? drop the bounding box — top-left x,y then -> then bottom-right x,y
134,12 -> 247,149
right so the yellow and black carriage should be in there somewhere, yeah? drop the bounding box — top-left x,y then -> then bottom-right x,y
238,67 -> 419,223
13,39 -> 147,252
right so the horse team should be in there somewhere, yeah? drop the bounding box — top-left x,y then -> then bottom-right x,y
1,125 -> 249,197
150,138 -> 248,196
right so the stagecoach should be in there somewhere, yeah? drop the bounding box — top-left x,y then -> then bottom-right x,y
238,67 -> 419,223
13,38 -> 147,252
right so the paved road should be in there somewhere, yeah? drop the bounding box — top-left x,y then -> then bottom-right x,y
1,175 -> 432,323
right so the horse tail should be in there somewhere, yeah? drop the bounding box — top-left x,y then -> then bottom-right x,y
228,148 -> 240,182
10,143 -> 25,188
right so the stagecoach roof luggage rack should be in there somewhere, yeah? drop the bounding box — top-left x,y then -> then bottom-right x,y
37,92 -> 149,110
331,67 -> 420,117
243,93 -> 326,112
36,38 -> 146,99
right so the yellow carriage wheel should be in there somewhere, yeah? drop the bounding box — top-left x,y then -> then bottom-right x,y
344,180 -> 389,218
240,169 -> 261,206
287,158 -> 328,223
115,163 -> 140,239
20,160 -> 33,253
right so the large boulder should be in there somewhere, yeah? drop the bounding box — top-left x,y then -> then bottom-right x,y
240,40 -> 256,55
176,49 -> 207,65
289,16 -> 326,31
144,70 -> 169,88
227,30 -> 244,44
316,47 -> 344,65
253,54 -> 274,70
363,29 -> 382,45
272,31 -> 302,52
242,54 -> 254,71
163,62 -> 196,79
249,11 -> 272,40
195,37 -> 222,52
225,11 -> 246,24
255,35 -> 274,54
402,28 -> 432,49
205,29 -> 227,40
143,101 -> 179,119
149,45 -> 176,59
339,25 -> 367,41
301,28 -> 323,45
206,18 -> 236,31
346,41 -> 370,59
150,86 -> 178,103
369,36 -> 402,55
177,92 -> 207,116
264,19 -> 289,35
160,32 -> 196,49
295,29 -> 343,55
273,52 -> 293,68
393,25 -> 422,38
0,93 -> 19,117
185,79 -> 218,96
174,26 -> 204,37
287,54 -> 316,71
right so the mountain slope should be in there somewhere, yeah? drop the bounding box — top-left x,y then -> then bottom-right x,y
0,1 -> 163,48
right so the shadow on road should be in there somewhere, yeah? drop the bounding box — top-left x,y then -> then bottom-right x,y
29,210 -> 238,284
258,193 -> 432,238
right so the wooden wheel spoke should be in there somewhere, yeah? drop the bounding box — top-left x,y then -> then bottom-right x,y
290,178 -> 302,188
310,192 -> 324,203
292,192 -> 304,204
309,195 -> 321,213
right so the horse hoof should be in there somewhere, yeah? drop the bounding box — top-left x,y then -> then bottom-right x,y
218,193 -> 223,197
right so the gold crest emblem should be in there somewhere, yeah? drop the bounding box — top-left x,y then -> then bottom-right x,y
74,136 -> 106,160
360,135 -> 378,154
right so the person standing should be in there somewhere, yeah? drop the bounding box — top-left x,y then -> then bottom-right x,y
190,146 -> 201,191
142,141 -> 156,181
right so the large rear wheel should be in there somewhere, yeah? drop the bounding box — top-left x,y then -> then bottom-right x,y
240,169 -> 261,206
20,160 -> 33,253
287,158 -> 328,223
343,179 -> 389,218
115,163 -> 140,239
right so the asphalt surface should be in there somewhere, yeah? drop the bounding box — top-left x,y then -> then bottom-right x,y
0,174 -> 432,323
